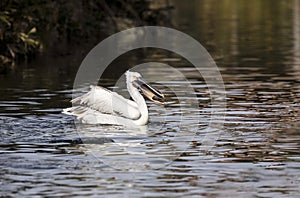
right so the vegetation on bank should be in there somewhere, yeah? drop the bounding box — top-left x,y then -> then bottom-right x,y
0,0 -> 171,67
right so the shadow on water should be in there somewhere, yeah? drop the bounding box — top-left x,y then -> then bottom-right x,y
0,0 -> 300,197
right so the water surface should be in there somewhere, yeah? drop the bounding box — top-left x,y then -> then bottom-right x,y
1,0 -> 300,197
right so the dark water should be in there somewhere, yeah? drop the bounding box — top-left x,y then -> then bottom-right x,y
1,0 -> 300,197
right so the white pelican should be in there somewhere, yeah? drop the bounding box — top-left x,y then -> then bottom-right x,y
63,71 -> 164,126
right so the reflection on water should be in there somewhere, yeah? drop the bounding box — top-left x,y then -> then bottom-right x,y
1,0 -> 300,197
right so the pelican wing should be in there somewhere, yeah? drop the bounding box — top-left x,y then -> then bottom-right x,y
63,106 -> 136,125
71,85 -> 141,120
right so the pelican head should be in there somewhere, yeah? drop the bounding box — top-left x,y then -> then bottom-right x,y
126,71 -> 165,104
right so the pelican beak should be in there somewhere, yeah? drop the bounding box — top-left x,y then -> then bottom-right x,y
133,78 -> 165,104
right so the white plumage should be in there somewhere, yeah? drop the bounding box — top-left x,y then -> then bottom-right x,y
63,71 -> 164,126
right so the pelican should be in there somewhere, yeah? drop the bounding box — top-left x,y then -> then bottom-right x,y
63,71 -> 164,126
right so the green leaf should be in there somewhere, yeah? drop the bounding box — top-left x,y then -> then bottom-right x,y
0,15 -> 11,26
28,27 -> 37,35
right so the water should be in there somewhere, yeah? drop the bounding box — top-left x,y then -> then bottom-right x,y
1,0 -> 300,197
